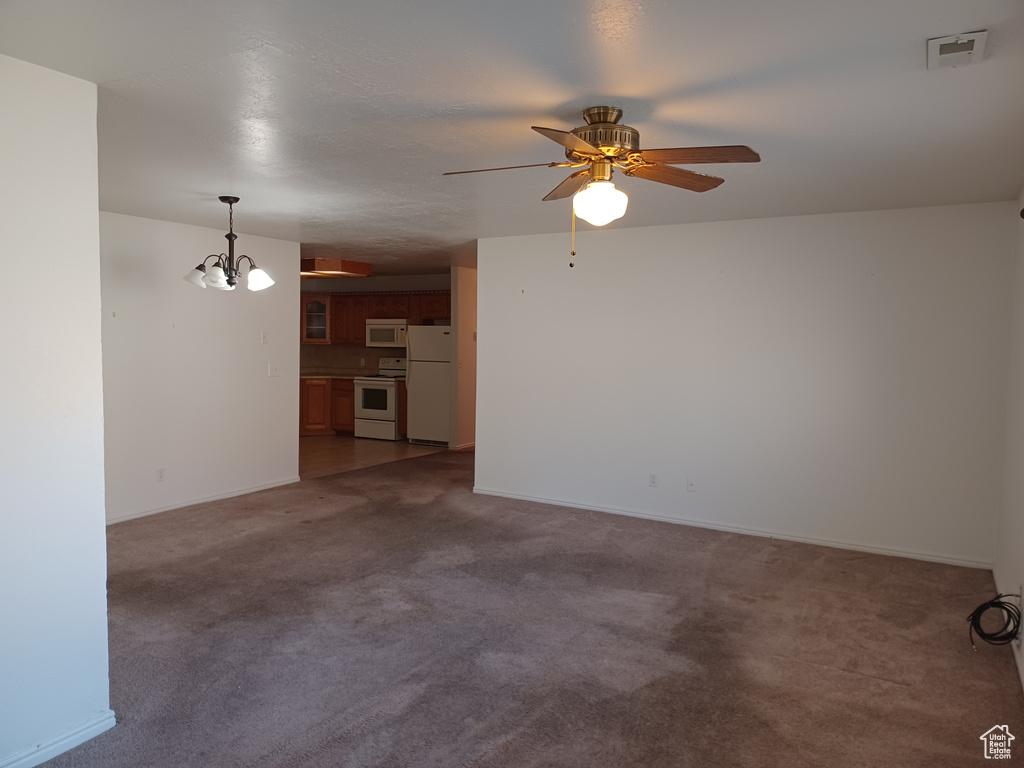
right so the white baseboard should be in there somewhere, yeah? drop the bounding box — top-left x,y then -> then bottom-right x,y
1013,634 -> 1024,698
472,486 -> 994,570
106,476 -> 301,525
0,710 -> 115,768
992,573 -> 1024,696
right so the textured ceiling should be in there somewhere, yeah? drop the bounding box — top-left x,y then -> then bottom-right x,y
2,0 -> 1022,274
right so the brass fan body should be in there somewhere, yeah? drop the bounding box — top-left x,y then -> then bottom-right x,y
566,106 -> 640,161
443,106 -> 760,202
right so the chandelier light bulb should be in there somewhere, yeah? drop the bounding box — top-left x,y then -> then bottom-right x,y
183,264 -> 207,288
202,264 -> 228,289
572,181 -> 628,226
246,267 -> 275,292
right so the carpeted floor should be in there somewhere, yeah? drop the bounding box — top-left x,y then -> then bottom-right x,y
45,451 -> 1023,767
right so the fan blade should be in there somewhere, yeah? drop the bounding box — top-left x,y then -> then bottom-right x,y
531,126 -> 601,156
542,169 -> 591,201
629,164 -> 724,192
444,162 -> 567,176
638,146 -> 760,164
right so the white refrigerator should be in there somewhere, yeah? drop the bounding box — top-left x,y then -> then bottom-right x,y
406,326 -> 452,445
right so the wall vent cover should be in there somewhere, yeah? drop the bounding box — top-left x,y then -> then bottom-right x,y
927,30 -> 988,69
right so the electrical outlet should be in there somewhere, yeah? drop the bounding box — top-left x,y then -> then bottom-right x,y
157,468 -> 165,482
360,358 -> 366,367
648,473 -> 657,487
260,331 -> 268,344
267,364 -> 280,378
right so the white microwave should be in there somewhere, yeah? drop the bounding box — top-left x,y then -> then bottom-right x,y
366,319 -> 408,347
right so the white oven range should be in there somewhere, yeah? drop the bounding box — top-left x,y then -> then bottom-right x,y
353,357 -> 406,441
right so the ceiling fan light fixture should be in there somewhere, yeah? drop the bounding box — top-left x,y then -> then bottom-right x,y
573,181 -> 628,226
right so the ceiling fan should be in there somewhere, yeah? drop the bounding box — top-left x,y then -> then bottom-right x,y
444,106 -> 760,226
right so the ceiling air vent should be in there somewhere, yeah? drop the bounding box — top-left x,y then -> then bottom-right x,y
927,30 -> 988,69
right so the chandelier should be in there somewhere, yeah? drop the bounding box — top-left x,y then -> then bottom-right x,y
183,196 -> 274,291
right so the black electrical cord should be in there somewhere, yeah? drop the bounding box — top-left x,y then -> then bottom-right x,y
967,594 -> 1021,651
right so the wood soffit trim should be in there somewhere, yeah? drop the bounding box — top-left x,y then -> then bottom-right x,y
300,258 -> 373,278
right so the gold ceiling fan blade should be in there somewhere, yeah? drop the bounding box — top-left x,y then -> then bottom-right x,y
531,126 -> 601,156
542,168 -> 591,201
628,164 -> 725,192
443,162 -> 568,175
638,146 -> 761,164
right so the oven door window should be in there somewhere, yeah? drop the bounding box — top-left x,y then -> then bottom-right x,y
361,387 -> 390,412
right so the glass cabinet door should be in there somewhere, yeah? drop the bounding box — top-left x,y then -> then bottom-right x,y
302,297 -> 329,343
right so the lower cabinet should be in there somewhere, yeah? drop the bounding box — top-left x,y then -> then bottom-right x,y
301,378 -> 357,435
299,378 -> 334,436
331,379 -> 355,433
397,380 -> 407,438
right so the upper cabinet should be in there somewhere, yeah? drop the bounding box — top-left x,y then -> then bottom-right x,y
303,291 -> 450,344
330,295 -> 368,345
367,294 -> 410,320
419,293 -> 450,322
301,295 -> 330,344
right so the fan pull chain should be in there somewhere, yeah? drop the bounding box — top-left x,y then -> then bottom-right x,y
569,208 -> 576,268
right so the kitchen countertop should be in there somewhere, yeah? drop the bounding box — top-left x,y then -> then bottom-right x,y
299,372 -> 362,379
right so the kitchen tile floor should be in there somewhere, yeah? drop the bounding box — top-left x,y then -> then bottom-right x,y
299,435 -> 446,480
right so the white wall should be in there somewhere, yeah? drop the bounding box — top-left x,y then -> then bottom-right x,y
995,189 -> 1024,679
477,203 -> 1017,567
0,55 -> 114,768
451,265 -> 478,449
101,213 -> 300,523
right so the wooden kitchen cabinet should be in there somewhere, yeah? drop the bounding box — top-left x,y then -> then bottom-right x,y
367,294 -> 410,319
419,292 -> 450,322
300,378 -> 334,435
397,380 -> 407,438
308,291 -> 451,342
406,294 -> 422,326
406,292 -> 450,326
330,295 -> 369,345
330,296 -> 352,344
331,379 -> 355,432
349,296 -> 367,343
301,295 -> 331,344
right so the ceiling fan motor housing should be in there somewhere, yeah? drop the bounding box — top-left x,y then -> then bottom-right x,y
568,106 -> 640,159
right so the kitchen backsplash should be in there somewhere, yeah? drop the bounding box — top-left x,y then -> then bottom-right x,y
300,344 -> 404,376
